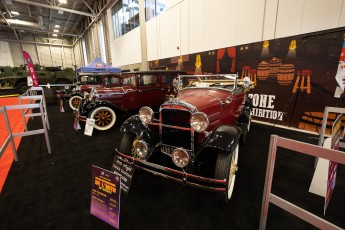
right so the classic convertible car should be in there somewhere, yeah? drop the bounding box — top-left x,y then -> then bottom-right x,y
116,74 -> 253,202
75,70 -> 186,131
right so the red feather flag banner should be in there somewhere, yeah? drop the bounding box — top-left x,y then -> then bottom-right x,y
22,51 -> 39,87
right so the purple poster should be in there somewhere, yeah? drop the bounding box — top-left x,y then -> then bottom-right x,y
324,114 -> 342,215
91,165 -> 121,229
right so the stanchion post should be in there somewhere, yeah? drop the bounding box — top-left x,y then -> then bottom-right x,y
3,107 -> 18,161
259,135 -> 278,230
40,102 -> 51,154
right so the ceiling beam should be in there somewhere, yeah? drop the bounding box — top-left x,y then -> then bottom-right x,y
0,25 -> 79,37
0,38 -> 73,47
15,0 -> 96,17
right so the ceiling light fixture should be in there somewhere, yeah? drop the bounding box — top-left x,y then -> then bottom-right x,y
52,34 -> 58,37
53,29 -> 59,32
55,25 -> 60,28
59,0 -> 67,4
10,11 -> 19,15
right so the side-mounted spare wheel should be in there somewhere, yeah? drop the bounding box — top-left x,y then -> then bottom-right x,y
214,144 -> 239,202
69,95 -> 83,110
89,106 -> 116,131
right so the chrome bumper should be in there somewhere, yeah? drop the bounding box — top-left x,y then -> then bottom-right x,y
115,150 -> 227,192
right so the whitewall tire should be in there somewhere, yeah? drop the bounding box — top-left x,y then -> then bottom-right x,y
89,106 -> 116,131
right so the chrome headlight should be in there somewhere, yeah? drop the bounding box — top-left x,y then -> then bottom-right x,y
190,112 -> 209,132
75,85 -> 81,91
89,88 -> 99,101
172,148 -> 189,168
139,106 -> 154,124
134,140 -> 148,159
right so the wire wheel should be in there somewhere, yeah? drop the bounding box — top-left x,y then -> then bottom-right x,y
89,106 -> 116,131
214,144 -> 239,202
69,95 -> 82,110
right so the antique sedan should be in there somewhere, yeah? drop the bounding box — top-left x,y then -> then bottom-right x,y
76,70 -> 186,131
116,74 -> 252,202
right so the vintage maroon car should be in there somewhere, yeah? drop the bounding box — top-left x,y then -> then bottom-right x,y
116,74 -> 253,202
76,70 -> 186,131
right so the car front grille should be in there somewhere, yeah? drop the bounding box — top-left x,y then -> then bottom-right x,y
161,108 -> 192,150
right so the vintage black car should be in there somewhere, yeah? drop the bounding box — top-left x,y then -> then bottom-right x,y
57,75 -> 102,110
116,74 -> 253,202
75,70 -> 186,131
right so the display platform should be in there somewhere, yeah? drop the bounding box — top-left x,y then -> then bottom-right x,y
0,104 -> 344,230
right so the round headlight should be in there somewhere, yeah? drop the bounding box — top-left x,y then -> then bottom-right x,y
75,85 -> 81,91
172,148 -> 189,168
190,112 -> 209,132
134,140 -> 148,159
139,106 -> 154,124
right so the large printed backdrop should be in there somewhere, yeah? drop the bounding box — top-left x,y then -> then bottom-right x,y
150,28 -> 345,133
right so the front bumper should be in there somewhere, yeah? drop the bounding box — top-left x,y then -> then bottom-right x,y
115,150 -> 227,192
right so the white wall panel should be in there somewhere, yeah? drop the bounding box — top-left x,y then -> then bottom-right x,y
180,0 -> 189,55
111,27 -> 142,67
37,45 -> 52,67
275,0 -> 304,39
300,0 -> 343,34
206,0 -> 237,50
63,47 -> 74,68
159,4 -> 181,59
146,18 -> 159,61
0,41 -> 14,66
236,0 -> 265,45
262,0 -> 278,40
339,1 -> 345,27
188,0 -> 206,54
50,46 -> 63,67
22,43 -> 38,65
9,42 -> 24,67
73,42 -> 83,68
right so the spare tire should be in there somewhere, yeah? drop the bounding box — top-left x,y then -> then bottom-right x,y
44,87 -> 58,104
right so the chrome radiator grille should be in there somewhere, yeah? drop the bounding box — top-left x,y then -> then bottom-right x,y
161,109 -> 192,150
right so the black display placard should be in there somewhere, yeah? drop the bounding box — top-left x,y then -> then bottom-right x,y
111,153 -> 135,194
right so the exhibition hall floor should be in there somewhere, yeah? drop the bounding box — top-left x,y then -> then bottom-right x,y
0,103 -> 344,230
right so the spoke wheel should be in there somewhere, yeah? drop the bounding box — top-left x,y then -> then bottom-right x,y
89,106 -> 116,131
68,95 -> 82,110
214,144 -> 239,202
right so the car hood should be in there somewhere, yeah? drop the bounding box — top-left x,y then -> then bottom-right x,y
161,90 -> 225,123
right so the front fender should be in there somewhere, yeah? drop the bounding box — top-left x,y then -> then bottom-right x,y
79,99 -> 123,116
120,115 -> 158,146
202,125 -> 242,152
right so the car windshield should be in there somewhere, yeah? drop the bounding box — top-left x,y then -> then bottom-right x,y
177,74 -> 240,91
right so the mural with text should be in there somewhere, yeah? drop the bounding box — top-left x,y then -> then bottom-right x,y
150,28 -> 345,133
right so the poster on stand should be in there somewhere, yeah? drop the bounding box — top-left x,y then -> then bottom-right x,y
90,165 -> 121,229
111,152 -> 135,194
324,114 -> 342,214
